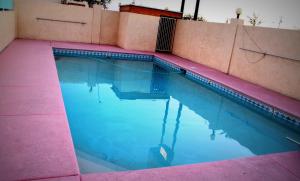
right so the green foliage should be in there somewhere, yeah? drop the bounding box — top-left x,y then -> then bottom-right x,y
197,16 -> 206,22
86,0 -> 111,9
183,14 -> 206,22
61,0 -> 111,9
248,13 -> 263,26
182,14 -> 192,20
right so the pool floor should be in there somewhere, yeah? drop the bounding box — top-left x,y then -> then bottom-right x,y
55,56 -> 300,173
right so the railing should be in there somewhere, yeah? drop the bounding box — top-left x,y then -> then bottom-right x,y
36,17 -> 86,25
240,48 -> 300,62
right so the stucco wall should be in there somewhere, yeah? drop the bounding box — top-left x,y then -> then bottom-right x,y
118,12 -> 159,52
118,12 -> 129,49
91,5 -> 101,44
100,10 -> 119,45
15,0 -> 119,45
229,26 -> 300,100
15,0 -> 93,43
0,11 -> 16,52
173,20 -> 300,100
173,20 -> 237,73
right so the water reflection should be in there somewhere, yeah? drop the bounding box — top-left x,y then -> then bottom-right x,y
55,57 -> 300,173
148,101 -> 182,168
112,62 -> 169,100
56,57 -> 170,100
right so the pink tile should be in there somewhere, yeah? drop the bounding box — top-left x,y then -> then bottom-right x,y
0,86 -> 65,116
35,175 -> 80,181
0,115 -> 79,181
81,152 -> 300,181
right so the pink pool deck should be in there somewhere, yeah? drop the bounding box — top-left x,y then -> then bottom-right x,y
0,39 -> 299,181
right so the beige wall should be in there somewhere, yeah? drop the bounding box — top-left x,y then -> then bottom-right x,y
91,5 -> 102,44
173,20 -> 237,73
15,0 -> 93,43
15,0 -> 119,45
118,12 -> 129,49
100,10 -> 119,45
229,26 -> 300,100
0,11 -> 16,52
173,19 -> 300,100
118,12 -> 159,52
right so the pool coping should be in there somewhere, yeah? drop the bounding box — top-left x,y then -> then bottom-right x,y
0,39 -> 299,181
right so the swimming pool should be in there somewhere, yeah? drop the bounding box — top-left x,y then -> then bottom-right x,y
55,53 -> 300,174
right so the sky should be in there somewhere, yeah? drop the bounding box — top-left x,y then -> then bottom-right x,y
106,0 -> 300,30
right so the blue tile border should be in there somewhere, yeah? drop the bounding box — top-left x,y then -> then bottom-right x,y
53,47 -> 300,132
53,48 -> 153,62
153,57 -> 182,72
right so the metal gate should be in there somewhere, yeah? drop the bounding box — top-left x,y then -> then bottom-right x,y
155,17 -> 177,53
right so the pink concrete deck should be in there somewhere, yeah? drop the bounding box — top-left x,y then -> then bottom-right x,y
0,40 -> 80,181
0,39 -> 299,181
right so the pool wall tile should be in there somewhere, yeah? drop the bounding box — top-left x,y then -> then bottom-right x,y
53,48 -> 153,62
153,57 -> 182,72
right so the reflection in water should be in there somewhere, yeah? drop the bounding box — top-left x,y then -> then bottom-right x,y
148,101 -> 182,168
55,56 -> 300,173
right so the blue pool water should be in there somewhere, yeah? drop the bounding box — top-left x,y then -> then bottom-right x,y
55,56 -> 300,173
